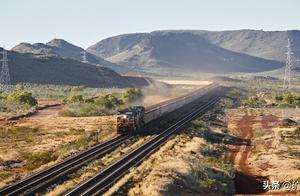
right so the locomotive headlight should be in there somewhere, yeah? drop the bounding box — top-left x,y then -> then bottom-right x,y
123,115 -> 127,118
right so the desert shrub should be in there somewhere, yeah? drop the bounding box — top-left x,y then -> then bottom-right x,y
6,92 -> 37,106
71,85 -> 85,92
56,134 -> 91,156
283,93 -> 294,104
247,97 -> 259,105
273,95 -> 283,102
61,92 -> 125,117
0,171 -> 12,181
59,102 -> 106,117
192,119 -> 207,128
0,126 -> 39,143
121,88 -> 143,103
226,89 -> 241,99
178,157 -> 235,195
0,99 -> 31,113
15,83 -> 25,91
243,96 -> 268,108
96,95 -> 121,109
21,151 -> 58,170
272,93 -> 300,107
221,127 -> 229,134
67,94 -> 84,103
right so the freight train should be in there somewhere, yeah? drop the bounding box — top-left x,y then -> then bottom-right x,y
117,106 -> 145,135
116,83 -> 219,135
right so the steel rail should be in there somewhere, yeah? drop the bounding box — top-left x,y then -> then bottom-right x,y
0,135 -> 131,196
67,93 -> 223,196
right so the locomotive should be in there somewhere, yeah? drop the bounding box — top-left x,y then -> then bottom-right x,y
116,106 -> 145,135
116,83 -> 219,135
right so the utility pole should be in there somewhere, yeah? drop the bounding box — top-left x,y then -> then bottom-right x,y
283,38 -> 293,90
0,47 -> 11,91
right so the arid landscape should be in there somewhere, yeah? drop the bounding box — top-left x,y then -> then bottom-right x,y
1,1 -> 300,195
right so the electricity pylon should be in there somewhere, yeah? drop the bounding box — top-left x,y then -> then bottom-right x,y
81,51 -> 88,63
0,47 -> 11,91
283,38 -> 293,90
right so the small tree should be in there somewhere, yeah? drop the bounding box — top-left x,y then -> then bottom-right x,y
121,88 -> 143,103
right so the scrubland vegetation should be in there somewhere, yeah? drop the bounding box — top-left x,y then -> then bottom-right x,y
9,83 -> 124,100
60,88 -> 143,117
0,91 -> 37,114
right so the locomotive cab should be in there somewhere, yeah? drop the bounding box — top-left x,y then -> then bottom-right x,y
117,106 -> 145,135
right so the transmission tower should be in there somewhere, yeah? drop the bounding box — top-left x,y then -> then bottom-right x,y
81,51 -> 88,63
0,47 -> 11,91
283,38 -> 293,90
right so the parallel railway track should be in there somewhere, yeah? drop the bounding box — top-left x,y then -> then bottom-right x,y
67,92 -> 223,195
0,84 -> 222,195
0,135 -> 132,196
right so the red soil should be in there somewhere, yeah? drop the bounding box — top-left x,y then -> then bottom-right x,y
227,113 -> 271,194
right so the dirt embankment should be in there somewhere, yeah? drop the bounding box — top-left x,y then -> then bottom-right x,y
227,109 -> 300,195
227,112 -> 268,194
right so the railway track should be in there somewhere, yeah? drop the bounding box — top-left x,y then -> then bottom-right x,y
0,84 -> 221,195
0,135 -> 132,196
67,92 -> 223,195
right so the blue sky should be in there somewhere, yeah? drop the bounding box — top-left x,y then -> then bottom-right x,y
1,0 -> 299,49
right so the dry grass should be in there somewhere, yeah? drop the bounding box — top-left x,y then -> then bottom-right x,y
45,135 -> 152,195
0,110 -> 117,189
105,134 -> 235,196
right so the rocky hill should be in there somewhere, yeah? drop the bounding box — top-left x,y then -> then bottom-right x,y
1,48 -> 130,87
11,39 -> 129,73
87,31 -> 284,74
191,29 -> 300,62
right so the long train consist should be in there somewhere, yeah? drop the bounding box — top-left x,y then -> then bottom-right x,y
117,83 -> 219,134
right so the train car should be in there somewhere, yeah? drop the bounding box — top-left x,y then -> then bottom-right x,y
143,82 -> 219,124
116,106 -> 145,135
116,83 -> 219,135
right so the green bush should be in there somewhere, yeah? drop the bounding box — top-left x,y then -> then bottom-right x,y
6,92 -> 37,106
226,90 -> 241,99
59,102 -> 106,117
96,95 -> 121,109
221,127 -> 229,134
121,88 -> 143,103
273,95 -> 283,102
283,93 -> 294,104
68,94 -> 84,103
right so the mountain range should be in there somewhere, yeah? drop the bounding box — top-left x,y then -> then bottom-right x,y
87,30 -> 300,74
6,29 -> 300,86
12,39 -> 129,73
